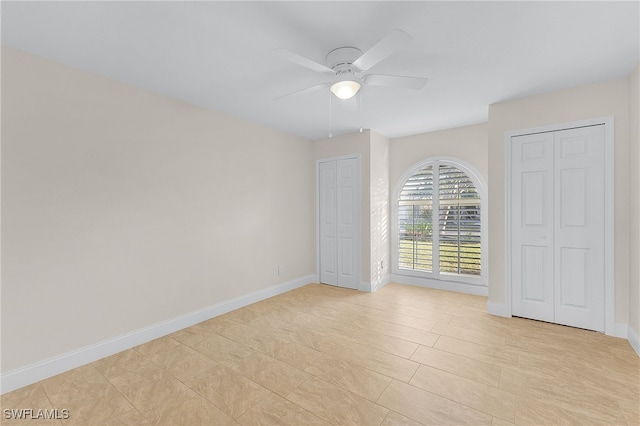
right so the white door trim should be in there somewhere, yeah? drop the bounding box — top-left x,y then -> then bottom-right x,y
505,116 -> 615,335
316,154 -> 361,290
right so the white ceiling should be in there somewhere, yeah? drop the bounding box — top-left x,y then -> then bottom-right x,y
2,1 -> 638,140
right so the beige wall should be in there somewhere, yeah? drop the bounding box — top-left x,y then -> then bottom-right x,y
629,64 -> 640,342
1,47 -> 316,372
487,77 -> 631,327
389,123 -> 489,192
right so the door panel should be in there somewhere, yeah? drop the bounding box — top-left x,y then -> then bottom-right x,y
553,126 -> 605,331
336,158 -> 358,289
319,161 -> 337,285
559,247 -> 588,307
521,245 -> 549,302
522,171 -> 547,226
511,133 -> 555,322
560,168 -> 588,227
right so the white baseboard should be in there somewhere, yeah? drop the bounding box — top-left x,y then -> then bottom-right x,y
390,274 -> 488,296
612,323 -> 628,339
0,275 -> 315,395
486,301 -> 511,317
371,275 -> 391,292
358,281 -> 372,293
628,326 -> 640,357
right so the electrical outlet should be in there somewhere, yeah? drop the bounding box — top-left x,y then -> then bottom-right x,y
278,266 -> 284,276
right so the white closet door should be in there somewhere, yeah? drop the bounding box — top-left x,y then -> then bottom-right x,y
336,158 -> 358,289
319,161 -> 338,286
511,132 -> 555,322
319,158 -> 359,289
511,125 -> 606,332
553,126 -> 605,331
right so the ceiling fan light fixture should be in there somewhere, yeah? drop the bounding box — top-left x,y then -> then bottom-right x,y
330,80 -> 361,100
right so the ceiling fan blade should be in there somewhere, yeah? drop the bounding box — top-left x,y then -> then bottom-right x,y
364,74 -> 428,90
273,48 -> 334,74
352,29 -> 412,72
275,83 -> 329,100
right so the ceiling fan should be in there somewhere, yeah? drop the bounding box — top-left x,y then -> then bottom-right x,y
274,29 -> 428,101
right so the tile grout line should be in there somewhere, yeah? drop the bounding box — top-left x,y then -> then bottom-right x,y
91,360 -> 153,425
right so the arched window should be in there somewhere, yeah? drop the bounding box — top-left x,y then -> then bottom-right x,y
393,158 -> 486,286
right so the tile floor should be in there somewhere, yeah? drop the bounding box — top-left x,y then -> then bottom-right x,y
1,283 -> 639,425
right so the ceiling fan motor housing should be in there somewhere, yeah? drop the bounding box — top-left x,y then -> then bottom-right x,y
326,47 -> 363,80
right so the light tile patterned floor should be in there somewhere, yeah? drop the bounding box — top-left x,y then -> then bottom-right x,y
2,283 -> 639,425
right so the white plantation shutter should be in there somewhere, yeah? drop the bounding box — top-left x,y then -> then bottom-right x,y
398,165 -> 434,272
437,164 -> 481,275
397,161 -> 481,278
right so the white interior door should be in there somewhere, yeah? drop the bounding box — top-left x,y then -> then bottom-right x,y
319,161 -> 338,286
511,132 -> 555,323
511,125 -> 606,332
553,126 -> 605,331
336,158 -> 358,288
319,158 -> 359,289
